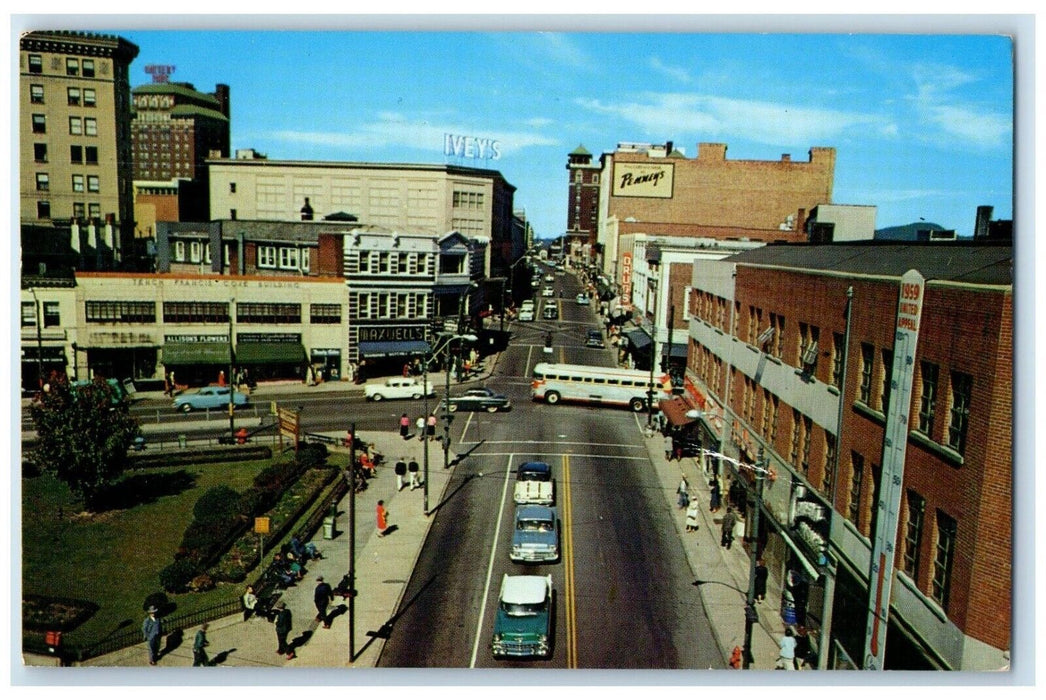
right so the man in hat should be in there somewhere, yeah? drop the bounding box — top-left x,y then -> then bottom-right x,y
273,601 -> 295,659
142,605 -> 163,665
313,575 -> 333,629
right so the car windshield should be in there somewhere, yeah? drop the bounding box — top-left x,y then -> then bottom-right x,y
501,601 -> 545,616
518,470 -> 550,482
518,519 -> 553,532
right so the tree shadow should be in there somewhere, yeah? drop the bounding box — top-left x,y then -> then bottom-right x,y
94,470 -> 198,511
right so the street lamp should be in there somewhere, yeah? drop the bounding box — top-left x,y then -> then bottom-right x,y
228,299 -> 236,442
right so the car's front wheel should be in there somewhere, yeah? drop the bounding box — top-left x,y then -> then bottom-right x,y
448,403 -> 458,413
411,393 -> 421,400
370,394 -> 384,402
180,403 -> 193,414
486,404 -> 499,413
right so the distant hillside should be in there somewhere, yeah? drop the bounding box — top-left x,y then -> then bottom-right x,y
875,222 -> 947,240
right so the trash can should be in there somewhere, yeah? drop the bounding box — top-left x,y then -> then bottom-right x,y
322,516 -> 335,540
178,434 -> 187,449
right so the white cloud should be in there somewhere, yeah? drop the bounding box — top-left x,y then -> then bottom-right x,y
271,112 -> 558,156
576,92 -> 882,146
907,62 -> 1011,149
648,56 -> 690,84
534,33 -> 594,71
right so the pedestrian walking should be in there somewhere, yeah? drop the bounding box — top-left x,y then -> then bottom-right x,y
721,506 -> 738,549
776,627 -> 798,670
192,623 -> 210,667
242,584 -> 258,621
426,413 -> 437,441
408,457 -> 420,490
709,476 -> 722,513
376,500 -> 389,537
685,497 -> 701,532
394,457 -> 407,491
755,558 -> 769,604
402,363 -> 410,378
664,434 -> 674,461
676,476 -> 690,509
313,576 -> 334,628
273,601 -> 295,659
142,605 -> 163,665
416,416 -> 426,441
399,413 -> 410,439
163,373 -> 171,397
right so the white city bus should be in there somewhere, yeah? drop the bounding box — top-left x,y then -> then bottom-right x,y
531,362 -> 673,412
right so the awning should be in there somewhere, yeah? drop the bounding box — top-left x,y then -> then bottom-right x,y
659,396 -> 697,427
235,342 -> 307,365
358,340 -> 431,359
163,342 -> 230,366
625,329 -> 652,350
661,343 -> 688,360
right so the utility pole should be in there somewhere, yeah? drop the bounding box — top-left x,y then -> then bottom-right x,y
228,299 -> 236,442
422,333 -> 431,514
348,421 -> 357,662
742,448 -> 766,669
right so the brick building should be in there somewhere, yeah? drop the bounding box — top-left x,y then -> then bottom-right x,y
594,142 -> 834,282
682,241 -> 1012,670
565,144 -> 602,255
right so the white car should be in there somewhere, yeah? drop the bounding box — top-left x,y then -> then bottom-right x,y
518,307 -> 535,322
364,377 -> 434,401
541,287 -> 555,297
575,294 -> 590,305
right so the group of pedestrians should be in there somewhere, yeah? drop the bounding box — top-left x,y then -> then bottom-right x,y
400,413 -> 437,441
393,456 -> 421,491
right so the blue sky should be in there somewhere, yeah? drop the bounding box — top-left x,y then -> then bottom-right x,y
94,23 -> 1014,239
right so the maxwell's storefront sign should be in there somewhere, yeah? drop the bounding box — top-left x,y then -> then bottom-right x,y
357,325 -> 426,343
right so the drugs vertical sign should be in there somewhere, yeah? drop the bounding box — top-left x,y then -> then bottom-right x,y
864,269 -> 924,670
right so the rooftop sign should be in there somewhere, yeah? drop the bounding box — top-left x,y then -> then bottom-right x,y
144,64 -> 176,83
444,133 -> 501,161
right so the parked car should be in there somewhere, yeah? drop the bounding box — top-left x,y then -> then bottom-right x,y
173,386 -> 248,413
585,329 -> 606,348
491,574 -> 553,659
364,376 -> 434,401
542,305 -> 559,320
514,461 -> 554,505
510,505 -> 559,563
440,387 -> 511,413
575,293 -> 590,305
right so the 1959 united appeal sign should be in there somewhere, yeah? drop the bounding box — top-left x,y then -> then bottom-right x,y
612,162 -> 674,199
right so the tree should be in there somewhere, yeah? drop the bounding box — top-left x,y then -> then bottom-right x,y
28,373 -> 141,511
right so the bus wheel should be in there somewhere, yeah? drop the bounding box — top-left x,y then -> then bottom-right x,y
629,397 -> 646,412
546,391 -> 561,405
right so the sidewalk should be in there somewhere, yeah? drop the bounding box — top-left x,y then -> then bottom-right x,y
640,425 -> 791,672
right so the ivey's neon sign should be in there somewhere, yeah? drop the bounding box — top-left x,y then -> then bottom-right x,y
444,133 -> 502,160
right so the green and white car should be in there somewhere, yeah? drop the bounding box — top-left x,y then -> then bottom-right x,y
491,574 -> 553,659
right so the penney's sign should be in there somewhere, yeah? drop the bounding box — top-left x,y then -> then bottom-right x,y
444,133 -> 502,161
612,162 -> 674,199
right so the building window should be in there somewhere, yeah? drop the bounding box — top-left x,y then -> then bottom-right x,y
948,372 -> 972,455
789,409 -> 802,469
84,117 -> 97,136
70,145 -> 83,163
21,302 -> 37,327
87,175 -> 100,193
918,361 -> 939,436
88,203 -> 100,219
801,416 -> 812,476
85,146 -> 98,164
66,57 -> 79,76
85,300 -> 157,323
37,200 -> 51,219
823,434 -> 836,496
770,313 -> 785,358
189,241 -> 203,263
258,245 -> 277,268
28,54 -> 42,73
73,203 -> 85,219
83,88 -> 96,107
278,247 -> 300,270
848,452 -> 864,527
236,302 -> 302,324
229,182 -> 236,193
67,87 -> 81,106
859,343 -> 874,404
72,174 -> 84,193
82,59 -> 95,77
832,332 -> 845,389
30,84 -> 44,103
32,114 -> 46,133
43,302 -> 61,327
34,143 -> 47,162
162,302 -> 229,324
931,511 -> 957,610
299,250 -> 310,273
902,491 -> 926,580
35,173 -> 49,191
880,349 -> 893,412
310,304 -> 342,324
69,116 -> 82,135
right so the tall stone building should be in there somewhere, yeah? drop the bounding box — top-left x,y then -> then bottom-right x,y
19,31 -> 140,270
565,144 -> 602,256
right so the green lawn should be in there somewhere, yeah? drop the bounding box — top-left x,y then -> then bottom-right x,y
22,458 -> 271,649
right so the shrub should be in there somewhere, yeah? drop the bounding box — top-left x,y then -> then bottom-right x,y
142,592 -> 170,616
159,558 -> 201,594
180,520 -> 227,561
188,574 -> 215,592
297,443 -> 328,469
193,485 -> 243,523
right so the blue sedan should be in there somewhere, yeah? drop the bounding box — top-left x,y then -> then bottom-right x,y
173,386 -> 248,413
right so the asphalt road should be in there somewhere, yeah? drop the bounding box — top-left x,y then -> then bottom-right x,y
376,272 -> 722,669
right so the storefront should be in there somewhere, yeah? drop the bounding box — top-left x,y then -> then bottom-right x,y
235,333 -> 308,382
20,344 -> 68,392
162,334 -> 231,387
354,324 -> 430,381
310,348 -> 343,382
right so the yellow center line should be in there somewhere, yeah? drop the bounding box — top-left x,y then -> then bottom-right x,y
562,453 -> 578,668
